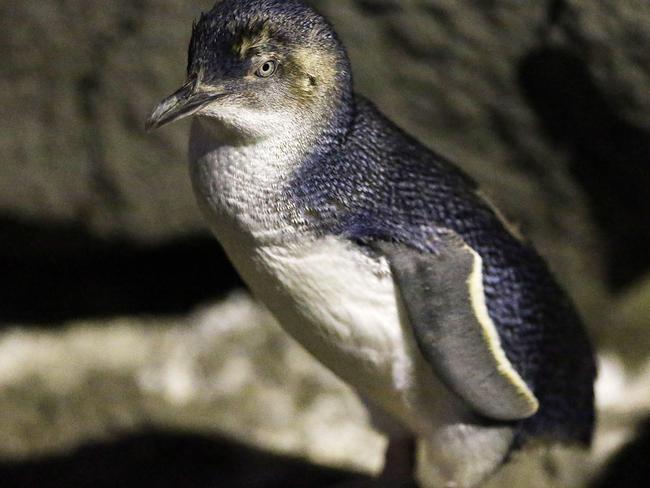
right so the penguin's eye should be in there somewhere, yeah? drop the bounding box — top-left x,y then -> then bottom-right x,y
255,60 -> 277,78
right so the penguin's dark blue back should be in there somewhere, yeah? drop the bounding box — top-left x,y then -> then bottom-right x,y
288,95 -> 596,444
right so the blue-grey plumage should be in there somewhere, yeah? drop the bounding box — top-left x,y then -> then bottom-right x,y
147,1 -> 596,486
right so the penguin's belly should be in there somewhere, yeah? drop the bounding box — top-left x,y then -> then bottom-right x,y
217,230 -> 430,422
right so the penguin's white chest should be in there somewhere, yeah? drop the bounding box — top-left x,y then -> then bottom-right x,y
221,230 -> 418,410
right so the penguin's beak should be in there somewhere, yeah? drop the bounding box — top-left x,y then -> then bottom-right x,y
146,76 -> 227,131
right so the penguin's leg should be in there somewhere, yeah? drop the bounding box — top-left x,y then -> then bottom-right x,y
359,396 -> 417,482
381,435 -> 417,480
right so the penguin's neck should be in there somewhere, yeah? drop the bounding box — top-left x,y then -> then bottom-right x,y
187,82 -> 355,243
188,112 -> 321,244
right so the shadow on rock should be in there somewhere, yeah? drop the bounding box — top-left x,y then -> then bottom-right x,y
0,216 -> 242,325
591,417 -> 650,487
519,47 -> 650,290
0,430 -> 375,488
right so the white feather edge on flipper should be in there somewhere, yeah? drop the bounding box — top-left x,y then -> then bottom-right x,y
377,235 -> 539,421
464,244 -> 540,418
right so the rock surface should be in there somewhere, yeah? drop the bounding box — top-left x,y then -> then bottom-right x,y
1,291 -> 649,487
0,294 -> 384,472
3,0 -> 649,307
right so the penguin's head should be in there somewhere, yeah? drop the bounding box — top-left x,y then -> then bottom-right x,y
146,0 -> 352,139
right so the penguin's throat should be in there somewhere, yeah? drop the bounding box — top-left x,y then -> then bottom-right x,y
189,115 -> 318,242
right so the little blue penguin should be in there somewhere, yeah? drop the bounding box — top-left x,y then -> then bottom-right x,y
146,1 -> 596,486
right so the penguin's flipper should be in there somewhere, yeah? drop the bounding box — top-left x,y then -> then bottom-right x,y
375,232 -> 539,421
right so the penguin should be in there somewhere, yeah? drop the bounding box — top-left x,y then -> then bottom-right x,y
147,1 -> 596,486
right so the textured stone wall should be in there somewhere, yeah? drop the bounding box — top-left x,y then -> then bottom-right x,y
1,0 -> 649,486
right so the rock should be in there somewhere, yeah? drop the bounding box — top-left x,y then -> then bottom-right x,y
600,274 -> 650,368
0,0 -> 215,241
8,0 -> 649,324
1,292 -> 649,486
0,293 -> 384,473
